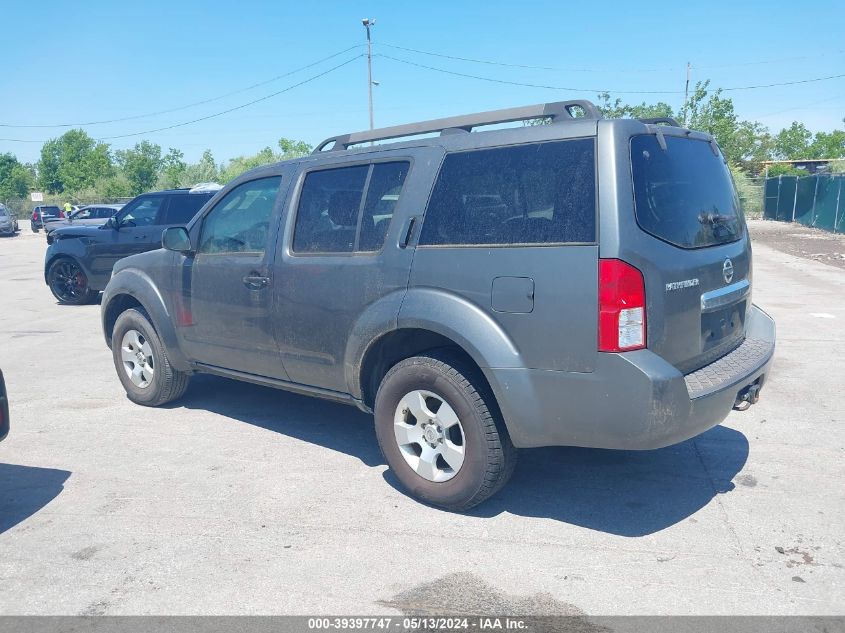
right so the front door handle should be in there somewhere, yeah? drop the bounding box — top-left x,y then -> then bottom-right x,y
243,274 -> 270,290
134,235 -> 148,240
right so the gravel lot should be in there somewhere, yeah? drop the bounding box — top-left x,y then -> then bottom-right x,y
0,221 -> 843,616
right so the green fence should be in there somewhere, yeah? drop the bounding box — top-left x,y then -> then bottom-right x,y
763,174 -> 844,232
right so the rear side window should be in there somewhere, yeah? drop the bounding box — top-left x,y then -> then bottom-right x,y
162,193 -> 212,225
419,139 -> 596,246
293,162 -> 409,254
631,135 -> 743,248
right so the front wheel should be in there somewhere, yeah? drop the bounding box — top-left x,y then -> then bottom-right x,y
47,258 -> 99,305
111,308 -> 190,406
374,351 -> 517,511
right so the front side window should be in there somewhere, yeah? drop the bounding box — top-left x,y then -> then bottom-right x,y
198,177 -> 281,255
293,162 -> 409,254
116,196 -> 164,227
419,139 -> 596,246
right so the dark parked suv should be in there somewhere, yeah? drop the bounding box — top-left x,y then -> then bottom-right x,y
100,101 -> 775,509
31,205 -> 63,232
44,186 -> 218,304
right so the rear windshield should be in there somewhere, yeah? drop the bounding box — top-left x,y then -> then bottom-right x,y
631,135 -> 743,249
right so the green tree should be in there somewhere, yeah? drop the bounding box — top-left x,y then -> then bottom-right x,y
807,130 -> 845,159
97,172 -> 133,199
0,153 -> 33,199
37,129 -> 112,194
773,122 -> 812,160
181,150 -> 220,187
218,137 -> 312,183
595,92 -> 674,120
157,148 -> 186,189
116,140 -> 163,195
277,138 -> 312,158
37,139 -> 63,193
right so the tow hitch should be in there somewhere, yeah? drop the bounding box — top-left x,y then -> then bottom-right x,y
733,380 -> 762,411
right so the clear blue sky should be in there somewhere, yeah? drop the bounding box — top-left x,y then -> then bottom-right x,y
2,0 -> 843,164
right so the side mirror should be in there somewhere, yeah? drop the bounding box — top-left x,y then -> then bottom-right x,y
162,226 -> 192,253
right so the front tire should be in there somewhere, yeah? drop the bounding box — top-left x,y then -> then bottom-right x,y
111,308 -> 190,406
47,257 -> 99,305
374,351 -> 517,511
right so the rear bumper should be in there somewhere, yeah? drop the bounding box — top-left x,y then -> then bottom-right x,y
486,304 -> 775,449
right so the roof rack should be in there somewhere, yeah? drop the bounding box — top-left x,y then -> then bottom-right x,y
313,100 -> 602,153
639,117 -> 681,127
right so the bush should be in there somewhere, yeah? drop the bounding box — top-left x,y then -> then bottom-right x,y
730,164 -> 763,219
766,163 -> 808,177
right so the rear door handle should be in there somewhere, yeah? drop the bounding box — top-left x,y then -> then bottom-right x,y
243,274 -> 270,290
134,235 -> 148,240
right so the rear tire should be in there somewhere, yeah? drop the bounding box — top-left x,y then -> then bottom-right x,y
111,308 -> 190,406
374,350 -> 517,511
47,257 -> 98,305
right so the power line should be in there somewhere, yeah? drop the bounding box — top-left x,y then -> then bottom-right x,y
376,53 -> 680,94
0,55 -> 363,144
380,42 -> 845,74
378,53 -> 845,95
755,93 -> 845,119
0,45 -> 363,129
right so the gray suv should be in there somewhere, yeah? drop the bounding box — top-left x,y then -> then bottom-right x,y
100,101 -> 776,510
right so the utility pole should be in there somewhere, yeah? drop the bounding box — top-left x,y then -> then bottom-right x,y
682,62 -> 691,127
362,18 -> 376,131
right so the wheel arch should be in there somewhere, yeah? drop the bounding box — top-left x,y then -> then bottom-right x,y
44,252 -> 92,286
101,269 -> 191,371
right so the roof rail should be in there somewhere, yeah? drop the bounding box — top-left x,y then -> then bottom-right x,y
639,117 -> 681,127
313,100 -> 602,153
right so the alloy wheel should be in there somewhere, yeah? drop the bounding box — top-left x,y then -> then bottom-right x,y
393,389 -> 466,483
120,329 -> 155,389
51,260 -> 88,302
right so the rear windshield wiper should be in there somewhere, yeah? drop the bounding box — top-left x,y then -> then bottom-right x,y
698,211 -> 733,225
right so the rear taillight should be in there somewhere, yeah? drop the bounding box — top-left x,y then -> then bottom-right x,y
598,259 -> 646,352
32,211 -> 38,220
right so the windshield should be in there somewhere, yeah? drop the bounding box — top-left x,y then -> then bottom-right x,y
630,135 -> 743,249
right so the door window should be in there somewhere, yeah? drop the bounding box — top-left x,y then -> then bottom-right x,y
116,196 -> 165,227
292,161 -> 409,254
198,177 -> 282,255
162,193 -> 213,225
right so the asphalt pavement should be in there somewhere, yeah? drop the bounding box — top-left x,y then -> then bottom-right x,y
0,220 -> 842,615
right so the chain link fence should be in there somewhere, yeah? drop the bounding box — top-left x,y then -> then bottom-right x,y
763,174 -> 845,232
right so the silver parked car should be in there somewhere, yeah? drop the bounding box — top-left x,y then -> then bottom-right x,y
44,204 -> 124,243
0,204 -> 19,236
